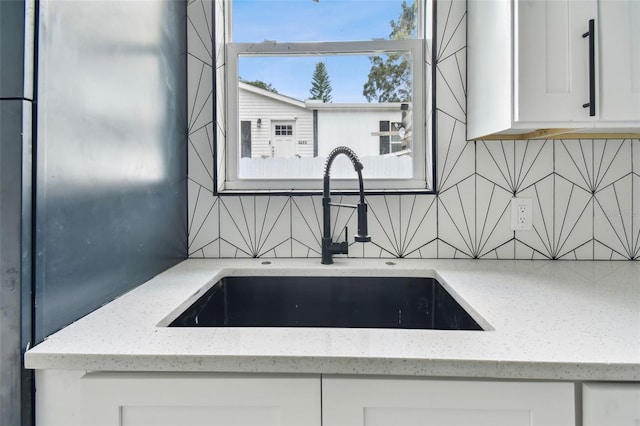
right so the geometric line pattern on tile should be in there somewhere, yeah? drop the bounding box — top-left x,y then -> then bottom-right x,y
436,56 -> 465,124
553,176 -> 593,259
290,196 -> 323,257
213,0 -> 227,193
513,239 -> 553,260
634,140 -> 640,259
480,237 -> 515,259
634,169 -> 640,259
515,175 -> 554,259
475,175 -> 513,258
366,194 -> 438,258
437,113 -> 473,193
530,174 -> 593,259
189,211 -> 220,257
478,139 -> 553,194
437,238 -> 473,259
438,175 -> 475,258
219,196 -> 290,258
188,123 -> 214,190
593,175 -> 635,259
435,0 -> 469,198
188,186 -> 218,253
188,0 -> 213,63
556,139 -> 630,193
188,61 -> 213,135
187,0 -> 216,258
437,0 -> 466,67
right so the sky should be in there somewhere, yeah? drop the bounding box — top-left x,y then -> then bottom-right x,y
233,0 -> 410,103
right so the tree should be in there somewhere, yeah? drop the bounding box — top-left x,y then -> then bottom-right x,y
241,79 -> 278,93
363,0 -> 416,103
309,62 -> 333,102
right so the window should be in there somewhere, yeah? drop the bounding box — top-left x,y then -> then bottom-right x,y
274,125 -> 293,136
379,121 -> 410,156
216,0 -> 433,192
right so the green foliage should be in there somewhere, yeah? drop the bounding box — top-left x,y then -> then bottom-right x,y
309,62 -> 333,102
241,79 -> 278,93
363,0 -> 416,103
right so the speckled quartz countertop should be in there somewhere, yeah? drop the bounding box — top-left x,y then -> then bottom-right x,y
24,259 -> 640,381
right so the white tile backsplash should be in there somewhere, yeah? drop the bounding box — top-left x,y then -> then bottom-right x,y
186,0 -> 639,260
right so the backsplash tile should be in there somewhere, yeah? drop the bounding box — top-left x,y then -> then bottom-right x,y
476,139 -> 554,194
188,183 -> 219,257
553,174 -> 593,259
187,0 -> 639,261
437,110 -> 473,193
290,196 -> 323,258
516,175 -> 555,258
594,174 -> 636,259
218,196 -> 291,258
634,141 -> 640,259
475,175 -> 513,258
366,194 -> 438,258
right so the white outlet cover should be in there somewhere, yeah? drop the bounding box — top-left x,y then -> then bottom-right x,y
511,198 -> 533,231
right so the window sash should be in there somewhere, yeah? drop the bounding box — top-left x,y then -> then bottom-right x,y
224,39 -> 426,191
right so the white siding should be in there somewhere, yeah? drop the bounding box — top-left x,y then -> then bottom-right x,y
315,107 -> 403,157
238,88 -> 314,158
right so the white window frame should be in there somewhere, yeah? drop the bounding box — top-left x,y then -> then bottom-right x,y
221,1 -> 429,192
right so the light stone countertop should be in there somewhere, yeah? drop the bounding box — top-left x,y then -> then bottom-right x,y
24,258 -> 640,381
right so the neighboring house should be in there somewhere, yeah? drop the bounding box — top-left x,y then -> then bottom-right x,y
310,102 -> 409,158
238,82 -> 409,159
238,82 -> 313,159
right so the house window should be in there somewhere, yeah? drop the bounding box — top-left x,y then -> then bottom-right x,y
274,125 -> 293,136
218,0 -> 433,191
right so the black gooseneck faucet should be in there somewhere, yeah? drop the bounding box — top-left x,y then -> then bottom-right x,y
321,146 -> 371,264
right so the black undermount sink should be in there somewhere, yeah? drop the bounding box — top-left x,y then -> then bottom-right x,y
169,276 -> 483,331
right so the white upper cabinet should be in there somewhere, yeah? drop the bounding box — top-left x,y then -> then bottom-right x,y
516,0 -> 595,124
597,0 -> 640,125
467,0 -> 640,140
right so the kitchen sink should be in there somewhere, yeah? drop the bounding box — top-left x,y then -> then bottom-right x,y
168,276 -> 483,331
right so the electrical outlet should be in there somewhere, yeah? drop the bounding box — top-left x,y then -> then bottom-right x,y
511,198 -> 533,231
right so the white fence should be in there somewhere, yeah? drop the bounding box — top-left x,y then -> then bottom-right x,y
239,155 -> 413,179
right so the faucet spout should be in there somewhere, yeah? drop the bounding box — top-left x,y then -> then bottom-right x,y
321,147 -> 371,264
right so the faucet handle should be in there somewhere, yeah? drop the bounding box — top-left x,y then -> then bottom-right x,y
355,202 -> 371,242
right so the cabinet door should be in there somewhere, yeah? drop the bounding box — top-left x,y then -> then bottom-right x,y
583,383 -> 640,426
597,0 -> 640,124
517,0 -> 596,124
323,376 -> 575,426
81,372 -> 321,426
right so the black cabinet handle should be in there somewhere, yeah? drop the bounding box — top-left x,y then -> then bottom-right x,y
582,19 -> 595,117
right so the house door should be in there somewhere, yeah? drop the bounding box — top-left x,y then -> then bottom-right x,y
272,122 -> 295,158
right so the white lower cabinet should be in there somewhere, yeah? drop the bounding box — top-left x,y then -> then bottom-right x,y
583,383 -> 640,426
36,371 -> 581,426
322,376 -> 575,426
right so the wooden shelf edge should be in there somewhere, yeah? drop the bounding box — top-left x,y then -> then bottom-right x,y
471,129 -> 640,141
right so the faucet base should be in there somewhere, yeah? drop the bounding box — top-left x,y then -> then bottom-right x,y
321,237 -> 348,264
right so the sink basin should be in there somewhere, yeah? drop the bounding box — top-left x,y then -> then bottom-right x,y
168,276 -> 482,330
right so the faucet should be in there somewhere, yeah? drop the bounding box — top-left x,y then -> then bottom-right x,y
321,146 -> 371,264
